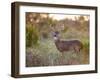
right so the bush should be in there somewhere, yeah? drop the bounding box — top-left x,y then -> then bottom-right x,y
26,23 -> 39,47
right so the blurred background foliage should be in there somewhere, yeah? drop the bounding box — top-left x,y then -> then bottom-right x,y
26,23 -> 39,47
25,12 -> 90,67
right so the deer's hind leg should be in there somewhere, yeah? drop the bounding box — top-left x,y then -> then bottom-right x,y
74,46 -> 83,64
74,46 -> 81,54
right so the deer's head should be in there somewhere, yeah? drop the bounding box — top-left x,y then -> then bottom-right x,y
50,24 -> 64,41
52,31 -> 60,41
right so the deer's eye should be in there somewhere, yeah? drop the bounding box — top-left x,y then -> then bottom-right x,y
55,31 -> 59,34
54,34 -> 57,37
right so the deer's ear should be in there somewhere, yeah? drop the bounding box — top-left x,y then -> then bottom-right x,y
52,32 -> 55,35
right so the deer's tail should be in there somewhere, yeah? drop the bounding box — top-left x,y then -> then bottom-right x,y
79,42 -> 83,52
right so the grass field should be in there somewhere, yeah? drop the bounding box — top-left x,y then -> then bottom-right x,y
26,39 -> 89,67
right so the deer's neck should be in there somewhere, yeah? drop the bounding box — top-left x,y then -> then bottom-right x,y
54,37 -> 60,42
54,38 -> 60,50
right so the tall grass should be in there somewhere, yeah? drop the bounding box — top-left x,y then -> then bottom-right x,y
26,39 -> 89,67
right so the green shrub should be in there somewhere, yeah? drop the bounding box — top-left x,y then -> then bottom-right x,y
81,39 -> 89,49
26,23 -> 39,47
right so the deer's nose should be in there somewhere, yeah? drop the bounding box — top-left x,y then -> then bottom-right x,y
54,34 -> 57,37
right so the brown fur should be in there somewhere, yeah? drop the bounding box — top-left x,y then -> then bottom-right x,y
55,39 -> 83,53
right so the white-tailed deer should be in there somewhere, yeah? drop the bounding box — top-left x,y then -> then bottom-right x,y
52,31 -> 83,54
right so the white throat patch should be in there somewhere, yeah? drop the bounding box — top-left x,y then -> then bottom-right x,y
54,37 -> 58,40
